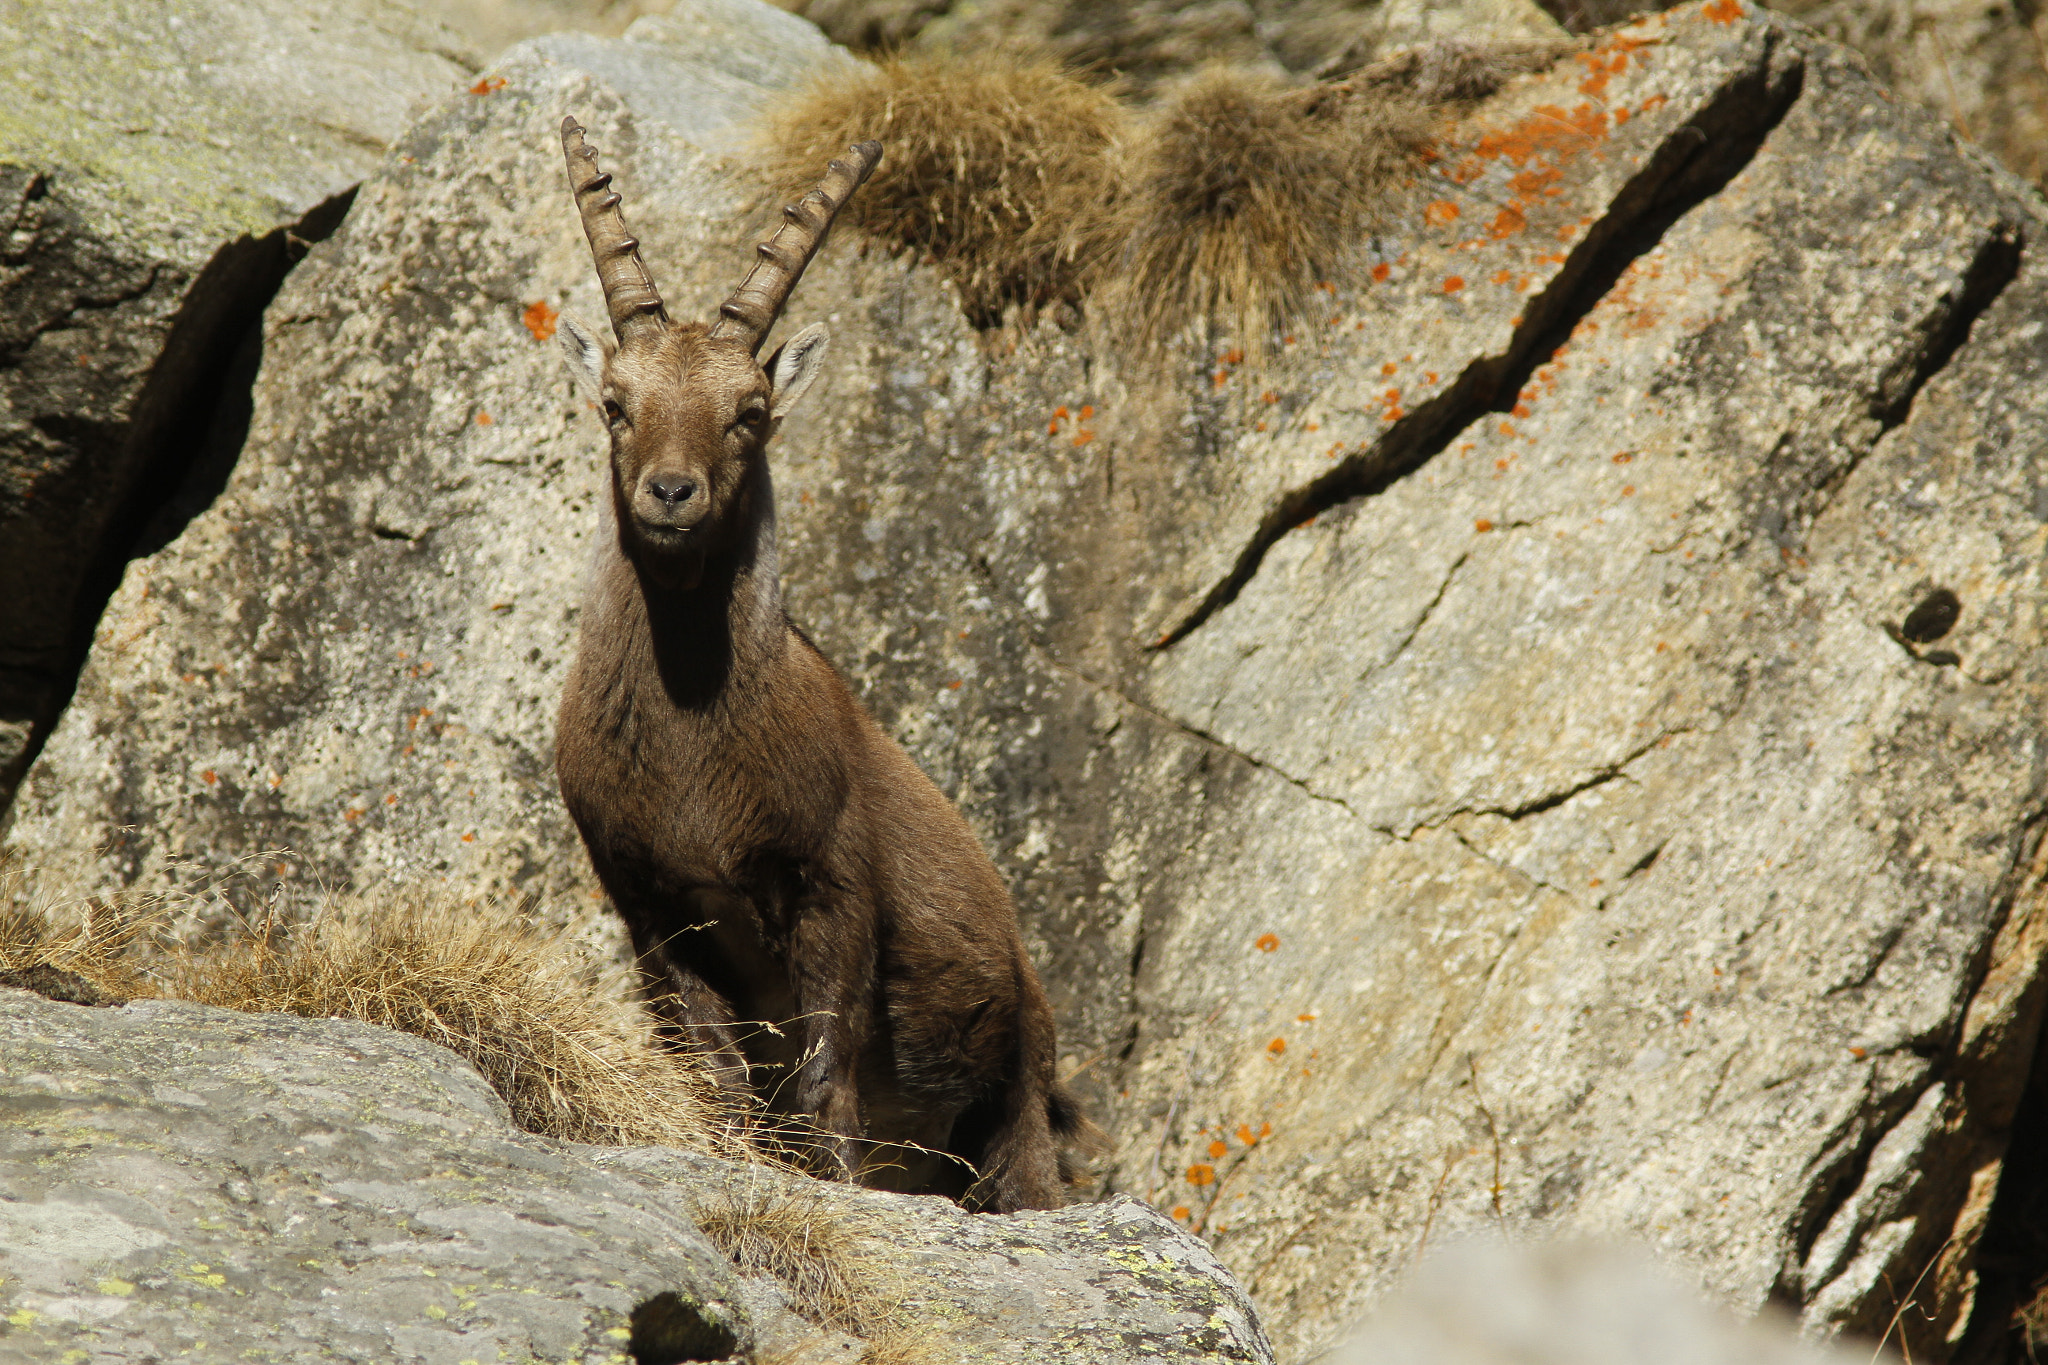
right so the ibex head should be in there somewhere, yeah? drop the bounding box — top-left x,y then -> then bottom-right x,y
556,117 -> 881,590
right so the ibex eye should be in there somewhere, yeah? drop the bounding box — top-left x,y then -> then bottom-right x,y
602,398 -> 625,425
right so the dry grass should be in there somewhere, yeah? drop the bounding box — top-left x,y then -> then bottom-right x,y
0,877 -> 755,1160
756,52 -> 1122,324
0,900 -> 154,1002
753,41 -> 1565,360
692,1182 -> 952,1364
1090,65 -> 1434,358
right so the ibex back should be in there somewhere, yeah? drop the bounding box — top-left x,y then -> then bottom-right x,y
549,117 -> 1088,1211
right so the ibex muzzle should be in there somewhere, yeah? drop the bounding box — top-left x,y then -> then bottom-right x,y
551,117 -> 1093,1211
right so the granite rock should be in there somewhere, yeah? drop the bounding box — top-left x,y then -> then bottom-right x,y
0,0 -> 474,809
0,986 -> 1272,1363
8,1 -> 2048,1361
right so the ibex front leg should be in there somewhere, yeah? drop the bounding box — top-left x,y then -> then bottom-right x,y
786,894 -> 879,1181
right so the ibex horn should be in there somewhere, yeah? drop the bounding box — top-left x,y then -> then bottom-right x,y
709,140 -> 883,355
560,116 -> 670,342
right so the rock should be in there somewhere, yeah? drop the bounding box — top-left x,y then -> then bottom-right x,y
1534,0 -> 2048,197
0,0 -> 474,812
0,987 -> 1273,1363
787,0 -> 1566,87
9,1 -> 2048,1362
0,0 -> 854,922
1768,0 -> 2048,193
1329,1237 -> 1877,1365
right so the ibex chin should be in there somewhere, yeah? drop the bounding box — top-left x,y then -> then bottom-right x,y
550,117 -> 1089,1211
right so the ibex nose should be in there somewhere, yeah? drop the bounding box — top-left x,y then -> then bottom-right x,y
648,476 -> 697,506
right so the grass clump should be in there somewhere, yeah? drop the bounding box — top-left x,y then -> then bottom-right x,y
754,41 -> 1565,359
1,880 -> 753,1160
757,53 -> 1122,325
692,1183 -> 951,1364
1094,65 -> 1433,357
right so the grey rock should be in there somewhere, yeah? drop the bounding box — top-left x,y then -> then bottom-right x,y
0,0 -> 475,811
9,1 -> 2048,1362
0,987 -> 1272,1363
0,987 -> 753,1364
1770,0 -> 2048,192
787,0 -> 1565,86
1329,1237 -> 1878,1365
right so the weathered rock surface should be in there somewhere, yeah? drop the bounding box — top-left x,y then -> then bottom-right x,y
787,0 -> 1566,85
1770,0 -> 2048,192
0,986 -> 1272,1363
0,0 -> 474,810
1536,0 -> 2048,196
1330,1237 -> 1875,1365
9,1 -> 2048,1362
1,0 -> 853,922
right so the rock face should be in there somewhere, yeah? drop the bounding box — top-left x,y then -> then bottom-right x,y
1769,0 -> 2048,192
0,986 -> 1273,1363
9,1 -> 2048,1362
0,0 -> 473,809
789,0 -> 1566,85
1329,1238 -> 1873,1365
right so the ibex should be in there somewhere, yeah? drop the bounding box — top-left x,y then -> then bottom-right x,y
550,117 -> 1088,1211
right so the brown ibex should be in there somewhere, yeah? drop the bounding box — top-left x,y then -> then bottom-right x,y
550,117 -> 1088,1212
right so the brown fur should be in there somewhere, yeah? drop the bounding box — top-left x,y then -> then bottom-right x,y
552,259 -> 1087,1213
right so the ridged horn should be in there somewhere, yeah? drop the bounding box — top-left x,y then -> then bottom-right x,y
560,116 -> 669,342
709,140 -> 882,354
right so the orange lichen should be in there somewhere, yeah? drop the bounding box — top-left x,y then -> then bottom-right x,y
1267,1037 -> 1287,1055
475,411 -> 493,426
1186,1163 -> 1216,1186
1702,0 -> 1744,22
1208,1139 -> 1229,1159
470,75 -> 507,96
1256,933 -> 1280,952
1475,519 -> 1494,533
521,300 -> 558,341
1172,1205 -> 1192,1220
1381,362 -> 1398,377
1443,276 -> 1465,293
1425,199 -> 1461,225
1371,263 -> 1391,283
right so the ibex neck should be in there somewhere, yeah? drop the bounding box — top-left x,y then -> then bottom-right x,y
598,476 -> 787,707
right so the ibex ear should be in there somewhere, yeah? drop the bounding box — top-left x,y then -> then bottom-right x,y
765,323 -> 829,420
557,310 -> 612,400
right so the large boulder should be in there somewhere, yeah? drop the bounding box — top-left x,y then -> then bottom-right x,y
0,985 -> 1272,1362
0,0 -> 474,811
9,1 -> 2048,1361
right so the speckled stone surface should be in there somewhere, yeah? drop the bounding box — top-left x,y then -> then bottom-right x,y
9,0 -> 2048,1360
0,987 -> 1271,1363
0,0 -> 474,810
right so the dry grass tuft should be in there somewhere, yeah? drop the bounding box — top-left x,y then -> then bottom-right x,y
694,1183 -> 890,1337
0,900 -> 154,1003
1089,64 -> 1433,358
163,890 -> 754,1157
753,40 -> 1566,360
756,53 -> 1122,324
0,872 -> 753,1161
692,1183 -> 950,1363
